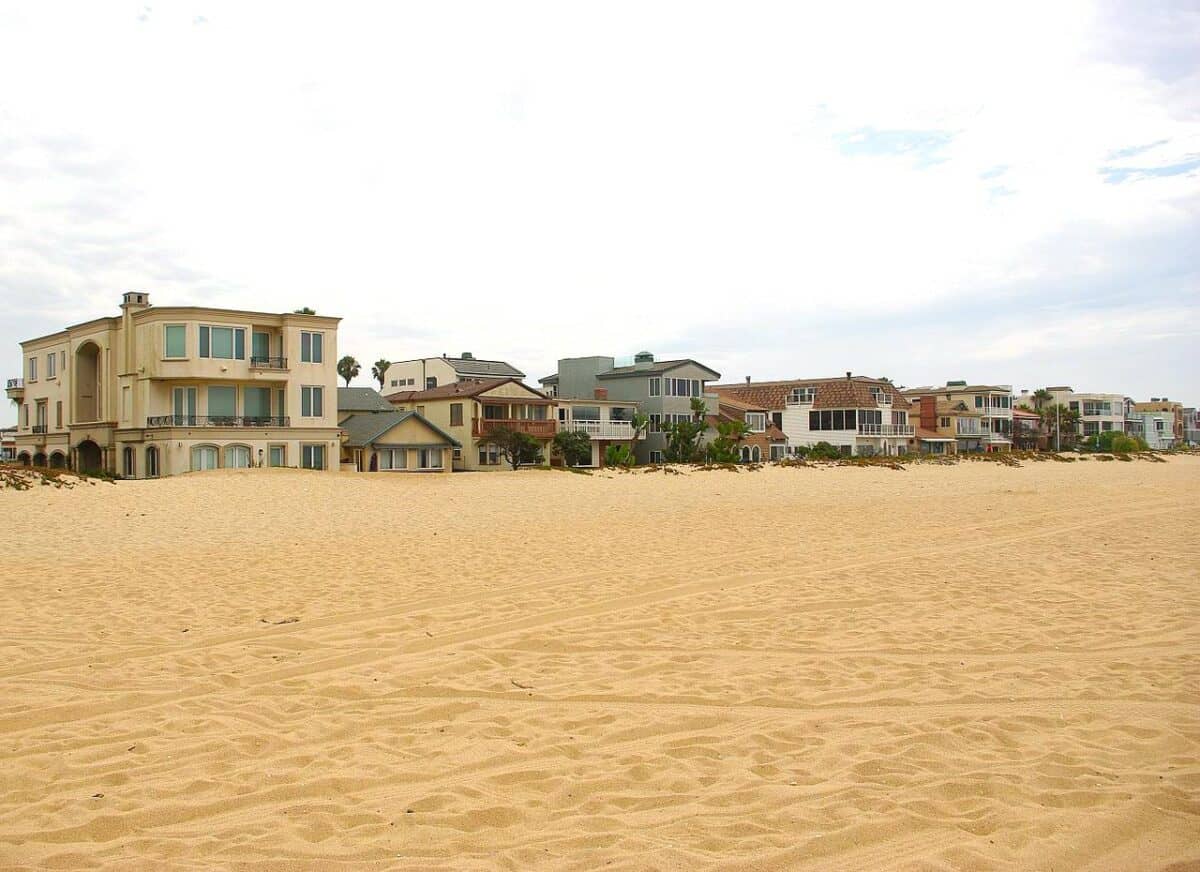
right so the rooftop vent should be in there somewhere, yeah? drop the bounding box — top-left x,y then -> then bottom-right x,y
461,352 -> 473,359
633,351 -> 655,370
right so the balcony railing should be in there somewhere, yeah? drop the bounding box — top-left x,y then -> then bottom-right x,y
6,378 -> 24,390
472,418 -> 556,439
562,419 -> 635,440
146,415 -> 291,428
32,424 -> 48,435
957,425 -> 982,436
857,424 -> 914,436
250,356 -> 288,369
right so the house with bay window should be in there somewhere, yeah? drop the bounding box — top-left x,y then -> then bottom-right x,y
6,293 -> 341,476
712,373 -> 911,457
539,352 -> 720,464
386,377 -> 556,470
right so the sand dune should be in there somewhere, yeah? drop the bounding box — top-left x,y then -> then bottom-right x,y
0,458 -> 1197,870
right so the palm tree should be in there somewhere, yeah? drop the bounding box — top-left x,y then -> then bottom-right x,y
337,355 -> 361,387
372,359 -> 391,391
628,411 -> 649,457
1031,388 -> 1053,411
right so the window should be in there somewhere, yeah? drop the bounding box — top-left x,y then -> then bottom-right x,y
1083,422 -> 1100,437
390,379 -> 399,387
208,386 -> 237,421
164,325 -> 186,358
123,447 -> 135,477
378,448 -> 406,470
191,445 -> 219,471
649,450 -> 664,463
146,446 -> 160,477
450,403 -> 463,426
199,326 -> 245,360
56,401 -> 62,429
251,331 -> 270,362
648,413 -> 662,433
27,357 -> 36,381
478,444 -> 501,465
573,406 -> 601,421
452,447 -> 462,460
269,445 -> 285,467
47,352 -> 56,379
121,386 -> 131,421
173,387 -> 197,424
425,376 -> 437,389
225,445 -> 251,468
418,447 -> 443,469
832,410 -> 844,430
940,416 -> 950,428
244,387 -> 271,421
649,377 -> 661,397
974,395 -> 983,408
790,387 -> 816,404
300,331 -> 323,363
301,444 -> 326,469
301,386 -> 324,418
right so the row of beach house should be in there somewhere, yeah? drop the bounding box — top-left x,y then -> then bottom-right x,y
3,294 -> 1196,477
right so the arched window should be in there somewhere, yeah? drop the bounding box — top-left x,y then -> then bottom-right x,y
122,446 -> 135,477
224,445 -> 251,468
191,445 -> 218,471
751,445 -> 761,463
740,446 -> 751,463
146,446 -> 160,478
49,452 -> 67,469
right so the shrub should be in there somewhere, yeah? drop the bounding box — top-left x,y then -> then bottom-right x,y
604,444 -> 637,468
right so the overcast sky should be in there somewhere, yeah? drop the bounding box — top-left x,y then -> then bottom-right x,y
2,1 -> 1197,426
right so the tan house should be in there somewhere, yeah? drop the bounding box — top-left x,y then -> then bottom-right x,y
6,293 -> 342,476
339,410 -> 459,473
902,381 -> 1013,452
905,396 -> 978,455
386,378 -> 556,470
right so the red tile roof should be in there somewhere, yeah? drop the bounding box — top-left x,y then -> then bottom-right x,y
711,377 -> 909,411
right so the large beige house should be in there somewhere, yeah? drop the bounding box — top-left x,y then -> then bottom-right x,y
386,377 -> 556,470
6,293 -> 341,477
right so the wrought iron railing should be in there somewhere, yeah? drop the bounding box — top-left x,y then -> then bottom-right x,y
146,415 -> 291,427
32,424 -> 48,434
250,356 -> 288,369
6,378 -> 23,390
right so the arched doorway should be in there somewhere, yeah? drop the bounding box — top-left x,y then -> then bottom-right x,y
77,440 -> 102,473
49,452 -> 66,469
17,452 -> 31,467
751,445 -> 761,463
740,446 -> 751,463
146,446 -> 160,478
74,342 -> 102,422
122,446 -> 135,478
33,451 -> 47,467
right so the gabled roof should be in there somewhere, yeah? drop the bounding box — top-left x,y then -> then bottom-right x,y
539,373 -> 559,385
340,411 -> 460,448
595,358 -> 721,380
337,387 -> 394,413
385,377 -> 551,403
712,376 -> 909,411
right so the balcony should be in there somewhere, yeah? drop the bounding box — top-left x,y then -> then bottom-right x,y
857,424 -> 914,437
32,424 -> 48,435
956,425 -> 982,436
5,378 -> 23,400
562,419 -> 635,440
250,356 -> 289,370
146,415 -> 291,428
472,418 -> 556,439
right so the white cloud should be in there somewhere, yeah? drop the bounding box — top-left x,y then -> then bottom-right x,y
0,0 -> 1197,424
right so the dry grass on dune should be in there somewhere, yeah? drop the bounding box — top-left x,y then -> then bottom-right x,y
0,458 -> 1197,870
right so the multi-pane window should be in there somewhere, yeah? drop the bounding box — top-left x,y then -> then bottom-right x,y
648,413 -> 661,433
663,378 -> 701,397
745,412 -> 766,432
378,448 -> 407,470
164,325 -> 186,358
301,444 -> 326,469
28,357 -> 36,381
649,451 -> 664,463
478,444 -> 501,465
648,377 -> 661,397
418,448 -> 443,469
199,326 -> 245,360
47,352 -> 56,378
300,331 -> 323,363
301,386 -> 324,418
450,403 -> 463,426
974,395 -> 983,408
225,445 -> 251,468
809,409 -> 877,431
939,417 -> 951,428
790,387 -> 816,404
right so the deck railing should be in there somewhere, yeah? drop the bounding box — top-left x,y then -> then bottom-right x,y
472,418 -> 556,439
857,423 -> 914,436
146,415 -> 291,428
249,356 -> 288,369
562,419 -> 635,440
6,378 -> 24,390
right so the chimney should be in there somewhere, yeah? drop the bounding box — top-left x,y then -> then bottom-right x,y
594,387 -> 608,400
920,395 -> 936,430
846,371 -> 852,382
745,376 -> 751,385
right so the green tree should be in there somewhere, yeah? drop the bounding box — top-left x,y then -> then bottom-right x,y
552,430 -> 593,467
293,307 -> 317,315
487,425 -> 543,470
372,359 -> 391,390
337,355 -> 361,387
605,444 -> 637,468
705,419 -> 751,463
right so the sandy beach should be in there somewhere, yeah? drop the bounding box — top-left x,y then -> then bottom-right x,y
0,457 -> 1197,870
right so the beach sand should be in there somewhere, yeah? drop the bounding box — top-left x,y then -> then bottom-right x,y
0,457 -> 1197,870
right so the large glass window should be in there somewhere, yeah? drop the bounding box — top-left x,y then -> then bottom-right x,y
300,332 -> 324,363
301,386 -> 324,417
244,387 -> 271,420
252,331 -> 270,361
207,386 -> 237,420
379,448 -> 407,470
173,387 -> 197,424
164,325 -> 186,358
820,410 -> 832,430
191,445 -> 218,471
225,445 -> 251,468
419,447 -> 443,469
301,444 -> 326,469
572,406 -> 601,421
199,326 -> 245,360
745,412 -> 766,432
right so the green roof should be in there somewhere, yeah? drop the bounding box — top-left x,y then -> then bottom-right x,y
340,411 -> 460,448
